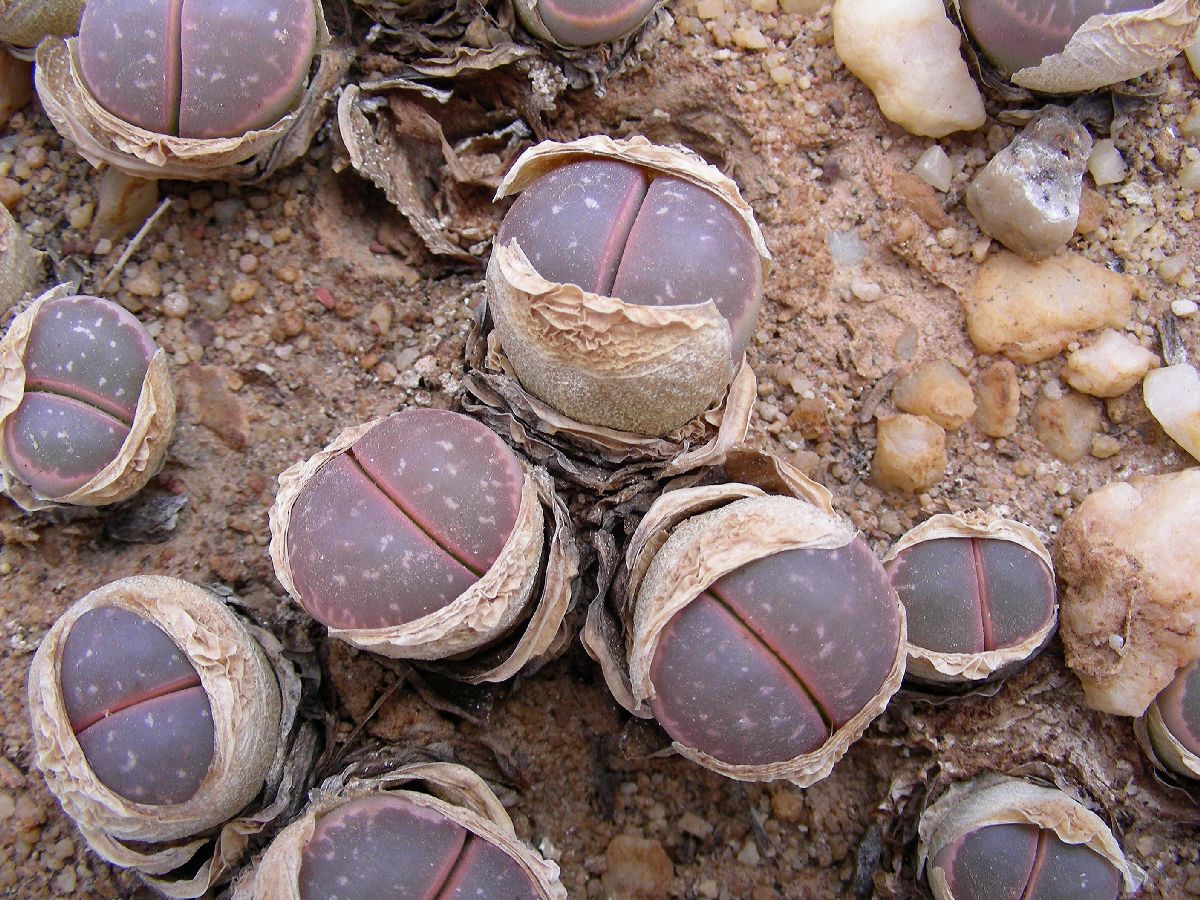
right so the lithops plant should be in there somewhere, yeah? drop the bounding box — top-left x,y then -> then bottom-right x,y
0,0 -> 84,49
919,776 -> 1143,899
1138,659 -> 1200,779
487,135 -> 770,438
0,287 -> 175,510
28,576 -> 311,898
514,0 -> 661,48
271,408 -> 577,681
234,763 -> 565,899
583,449 -> 906,785
884,514 -> 1057,686
952,0 -> 1200,94
34,0 -> 344,182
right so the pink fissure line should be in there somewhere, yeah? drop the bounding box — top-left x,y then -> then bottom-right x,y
71,673 -> 202,735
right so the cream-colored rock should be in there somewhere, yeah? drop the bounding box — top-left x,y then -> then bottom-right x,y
1143,362 -> 1200,460
873,414 -> 946,493
914,145 -> 952,192
1056,470 -> 1200,716
1063,330 -> 1158,398
965,108 -> 1092,260
964,251 -> 1133,364
1032,390 -> 1101,463
1088,139 -> 1128,186
973,359 -> 1020,438
833,0 -> 986,138
893,360 -> 976,430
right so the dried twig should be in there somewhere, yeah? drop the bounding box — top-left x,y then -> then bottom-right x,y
99,196 -> 172,293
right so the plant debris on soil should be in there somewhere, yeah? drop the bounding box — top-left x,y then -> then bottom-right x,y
1,2 -> 1199,898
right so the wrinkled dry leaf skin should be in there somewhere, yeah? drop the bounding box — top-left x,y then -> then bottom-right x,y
1054,469 -> 1200,716
28,577 -> 283,851
0,0 -> 84,48
271,409 -> 574,675
918,776 -> 1143,898
514,0 -> 661,48
0,289 -> 176,510
235,763 -> 566,900
0,202 -> 42,312
953,0 -> 1200,93
77,0 -> 317,139
883,513 -> 1058,684
1141,658 -> 1200,779
624,492 -> 906,785
34,0 -> 338,181
487,135 -> 771,437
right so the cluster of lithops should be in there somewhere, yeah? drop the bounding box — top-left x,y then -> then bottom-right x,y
0,287 -> 175,510
919,776 -> 1143,899
34,0 -> 340,181
584,450 -> 906,784
234,764 -> 565,899
270,408 -> 577,681
884,514 -> 1058,686
29,577 -> 309,898
487,135 -> 770,438
514,0 -> 661,49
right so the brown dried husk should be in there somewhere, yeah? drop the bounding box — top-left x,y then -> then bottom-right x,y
0,201 -> 42,312
33,1 -> 350,182
582,450 -> 905,786
950,0 -> 1200,95
0,286 -> 176,511
462,300 -> 756,494
27,576 -> 319,899
918,775 -> 1144,897
1136,699 -> 1200,781
882,512 -> 1058,684
486,135 -> 770,438
269,414 -> 578,682
0,0 -> 83,49
233,762 -> 565,899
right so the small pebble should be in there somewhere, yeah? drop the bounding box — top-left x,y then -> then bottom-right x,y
1172,299 -> 1198,318
1091,434 -> 1122,459
913,145 -> 952,192
873,414 -> 946,493
238,253 -> 259,274
1088,139 -> 1127,186
161,292 -> 190,319
1033,391 -> 1102,463
229,280 -> 258,304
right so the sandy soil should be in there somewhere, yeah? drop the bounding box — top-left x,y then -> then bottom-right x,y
1,2 -> 1198,898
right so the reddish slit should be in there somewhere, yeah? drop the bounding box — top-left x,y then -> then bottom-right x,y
1018,829 -> 1050,900
345,450 -> 485,577
71,673 -> 201,735
595,170 -> 650,295
970,538 -> 995,651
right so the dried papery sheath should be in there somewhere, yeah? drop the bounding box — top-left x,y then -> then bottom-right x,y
0,286 -> 175,511
486,135 -> 770,438
0,202 -> 42,312
34,0 -> 349,182
270,409 -> 578,682
0,0 -> 83,50
951,0 -> 1200,95
1137,658 -> 1200,780
28,576 -> 317,899
884,513 -> 1057,685
583,447 -> 904,786
919,776 -> 1143,899
462,301 -> 756,495
234,762 -> 565,899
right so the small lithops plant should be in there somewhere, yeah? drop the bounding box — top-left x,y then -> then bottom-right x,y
1138,658 -> 1200,779
583,449 -> 905,785
271,408 -> 577,681
28,576 -> 309,898
487,135 -> 770,438
919,776 -> 1143,899
234,762 -> 565,899
884,513 -> 1058,686
0,287 -> 175,510
0,0 -> 84,49
514,0 -> 661,48
34,0 -> 340,181
952,0 -> 1200,94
